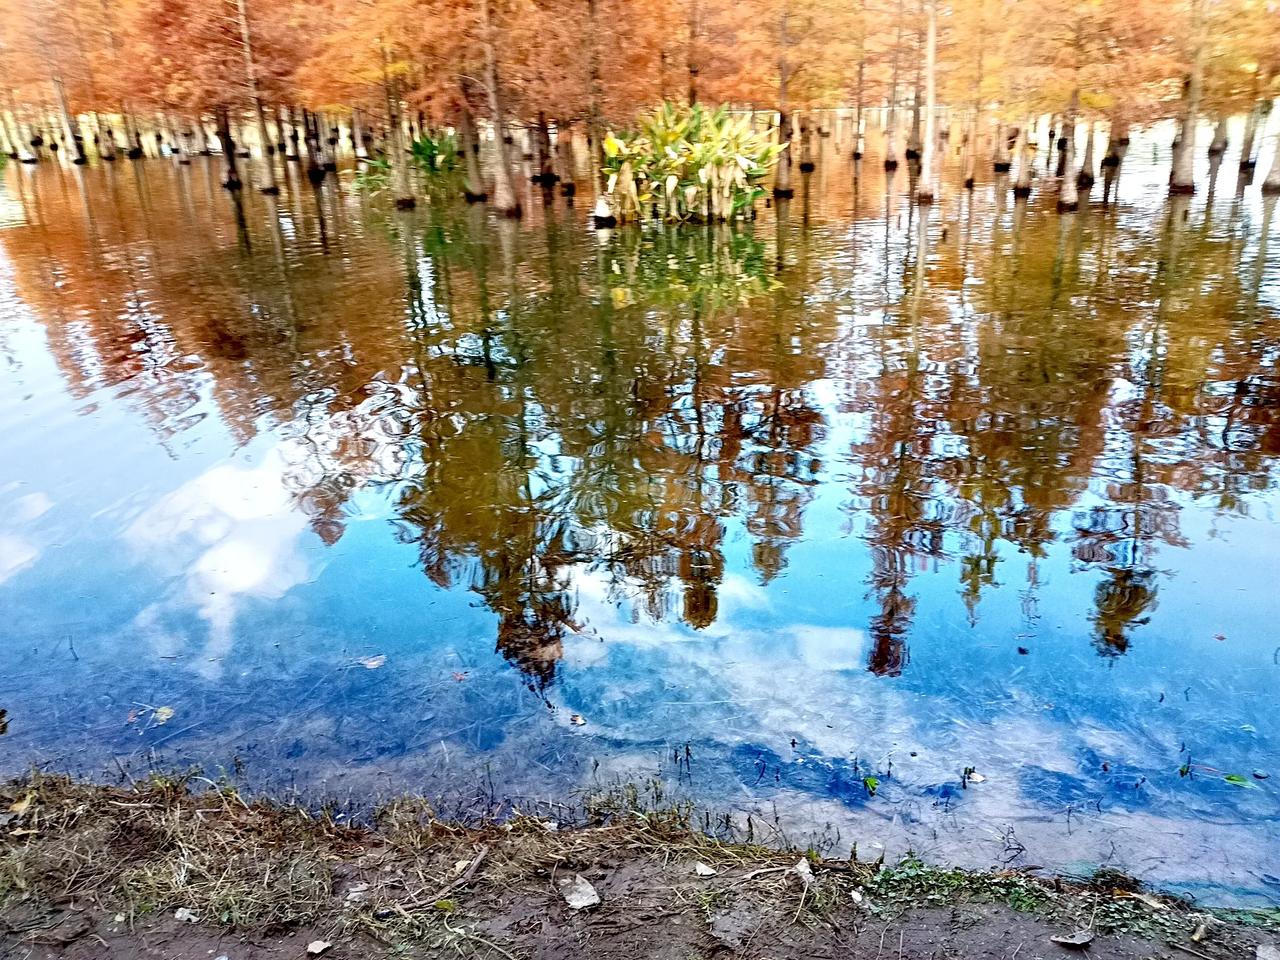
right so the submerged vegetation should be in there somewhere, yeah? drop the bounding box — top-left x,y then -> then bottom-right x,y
601,103 -> 785,223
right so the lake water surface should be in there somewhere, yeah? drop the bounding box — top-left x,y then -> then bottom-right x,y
2,132 -> 1278,905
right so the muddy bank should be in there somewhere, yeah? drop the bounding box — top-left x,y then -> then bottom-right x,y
1,776 -> 1276,960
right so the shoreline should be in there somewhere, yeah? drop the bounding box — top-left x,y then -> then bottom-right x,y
1,775 -> 1275,960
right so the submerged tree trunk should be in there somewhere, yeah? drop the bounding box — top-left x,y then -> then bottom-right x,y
1208,116 -> 1228,157
459,96 -> 487,201
884,0 -> 904,169
1263,135 -> 1280,195
992,120 -> 1010,170
1077,119 -> 1095,188
216,105 -> 243,189
234,0 -> 277,193
1169,0 -> 1204,193
1239,103 -> 1261,169
479,0 -> 520,216
774,8 -> 794,197
1013,118 -> 1034,197
915,0 -> 937,203
52,76 -> 87,164
380,50 -> 415,209
853,58 -> 865,158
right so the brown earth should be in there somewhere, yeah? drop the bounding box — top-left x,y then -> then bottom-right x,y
1,776 -> 1275,960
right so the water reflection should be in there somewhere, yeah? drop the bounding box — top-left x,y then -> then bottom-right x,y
1,137 -> 1279,902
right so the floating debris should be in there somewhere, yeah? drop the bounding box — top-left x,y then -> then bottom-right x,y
558,874 -> 601,910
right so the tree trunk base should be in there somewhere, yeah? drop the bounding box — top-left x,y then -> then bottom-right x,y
560,182 -> 577,197
852,150 -> 863,160
799,161 -> 815,173
261,185 -> 280,195
905,148 -> 920,160
286,154 -> 300,162
1168,182 -> 1195,195
1100,155 -> 1120,169
102,154 -> 116,161
464,189 -> 488,203
916,191 -> 935,204
236,150 -> 251,158
963,177 -> 974,190
773,187 -> 795,198
993,161 -> 1011,172
1012,185 -> 1032,198
127,148 -> 144,159
1077,173 -> 1094,188
1262,182 -> 1280,196
20,157 -> 38,164
883,159 -> 898,170
530,172 -> 559,185
323,161 -> 337,172
178,158 -> 191,165
1240,160 -> 1257,171
592,213 -> 617,228
500,204 -> 523,219
307,167 -> 327,185
223,177 -> 243,191
1056,199 -> 1078,212
394,196 -> 417,210
72,157 -> 87,165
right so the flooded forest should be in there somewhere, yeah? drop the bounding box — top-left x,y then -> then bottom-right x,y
1,0 -> 1279,930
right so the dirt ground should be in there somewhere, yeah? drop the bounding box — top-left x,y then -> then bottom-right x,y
1,776 -> 1276,960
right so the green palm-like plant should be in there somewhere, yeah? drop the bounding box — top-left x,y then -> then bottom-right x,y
601,102 -> 785,224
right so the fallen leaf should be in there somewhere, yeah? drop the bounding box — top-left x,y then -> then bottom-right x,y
8,793 -> 33,816
694,861 -> 717,877
1224,774 -> 1256,789
306,941 -> 333,956
153,706 -> 175,725
569,714 -> 587,726
451,671 -> 468,682
126,709 -> 139,724
356,655 -> 386,670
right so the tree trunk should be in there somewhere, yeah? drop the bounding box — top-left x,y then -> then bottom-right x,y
1013,118 -> 1034,197
884,0 -> 904,169
992,120 -> 1010,170
1169,0 -> 1204,193
459,95 -> 487,201
906,50 -> 922,159
479,0 -> 520,216
555,119 -> 576,195
915,0 -> 937,203
234,0 -> 278,192
1058,132 -> 1078,211
1077,119 -> 1095,188
853,58 -> 865,158
380,49 -> 415,209
1208,116 -> 1228,156
586,0 -> 605,185
1239,101 -> 1261,169
1263,134 -> 1280,195
52,76 -> 87,164
534,111 -> 555,183
686,0 -> 701,105
773,8 -> 793,197
216,106 -> 243,189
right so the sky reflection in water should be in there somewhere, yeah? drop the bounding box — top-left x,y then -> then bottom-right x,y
1,129 -> 1279,904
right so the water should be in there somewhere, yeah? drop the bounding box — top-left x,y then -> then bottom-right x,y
2,132 -> 1279,905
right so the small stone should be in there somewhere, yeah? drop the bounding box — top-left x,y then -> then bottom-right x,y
558,874 -> 601,910
306,942 -> 332,956
173,907 -> 199,923
694,861 -> 717,877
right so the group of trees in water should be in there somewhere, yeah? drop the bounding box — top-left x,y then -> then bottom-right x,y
5,159 -> 1276,684
1,0 -> 1279,214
